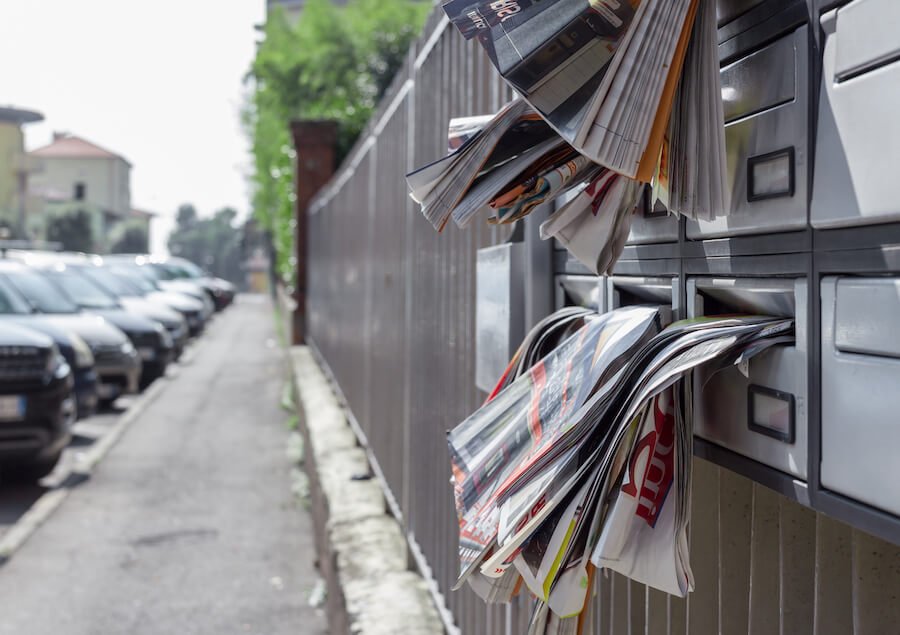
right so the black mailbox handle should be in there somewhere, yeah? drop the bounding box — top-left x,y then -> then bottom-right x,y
641,184 -> 669,218
747,383 -> 795,444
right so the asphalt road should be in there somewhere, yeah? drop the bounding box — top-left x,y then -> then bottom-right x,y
0,295 -> 327,635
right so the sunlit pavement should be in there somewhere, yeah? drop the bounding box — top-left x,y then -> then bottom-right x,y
0,295 -> 326,635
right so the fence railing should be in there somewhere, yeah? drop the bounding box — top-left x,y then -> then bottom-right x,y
303,6 -> 900,634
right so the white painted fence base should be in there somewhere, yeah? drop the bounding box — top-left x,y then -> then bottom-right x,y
290,346 -> 443,635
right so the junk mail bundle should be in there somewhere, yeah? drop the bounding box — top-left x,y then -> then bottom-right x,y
406,0 -> 728,274
449,308 -> 793,633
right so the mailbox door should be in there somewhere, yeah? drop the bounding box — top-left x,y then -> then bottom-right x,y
475,244 -> 524,392
812,2 -> 900,229
687,26 -> 809,238
821,276 -> 900,517
688,277 -> 808,479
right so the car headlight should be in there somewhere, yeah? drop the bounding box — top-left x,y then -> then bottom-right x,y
46,347 -> 70,380
54,354 -> 71,379
121,340 -> 136,355
70,334 -> 95,368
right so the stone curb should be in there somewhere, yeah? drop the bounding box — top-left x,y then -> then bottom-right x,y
290,346 -> 443,635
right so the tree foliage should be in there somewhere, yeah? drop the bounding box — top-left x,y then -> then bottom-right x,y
110,221 -> 150,254
46,209 -> 94,253
243,0 -> 429,287
167,205 -> 243,283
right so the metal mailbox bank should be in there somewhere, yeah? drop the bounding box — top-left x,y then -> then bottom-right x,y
304,0 -> 900,631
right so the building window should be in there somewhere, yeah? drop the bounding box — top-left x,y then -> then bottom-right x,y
74,182 -> 86,201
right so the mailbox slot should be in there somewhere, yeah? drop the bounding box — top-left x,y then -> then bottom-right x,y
608,276 -> 678,325
555,275 -> 605,312
687,277 -> 808,479
821,276 -> 900,517
812,2 -> 900,229
687,26 -> 809,239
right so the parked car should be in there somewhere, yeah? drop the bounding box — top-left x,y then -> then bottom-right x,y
104,255 -> 216,319
93,263 -> 209,337
0,274 -> 97,418
149,256 -> 236,311
0,322 -> 75,481
0,262 -> 140,406
7,251 -> 190,358
36,264 -> 175,385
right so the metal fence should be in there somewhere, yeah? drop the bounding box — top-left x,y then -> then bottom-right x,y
304,7 -> 900,634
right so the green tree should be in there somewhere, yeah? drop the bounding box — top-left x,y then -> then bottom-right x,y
167,205 -> 243,283
110,222 -> 149,254
243,0 -> 429,287
176,203 -> 198,229
46,209 -> 94,253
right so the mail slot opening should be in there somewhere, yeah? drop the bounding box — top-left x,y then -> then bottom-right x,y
692,280 -> 796,318
609,277 -> 677,325
556,275 -> 603,311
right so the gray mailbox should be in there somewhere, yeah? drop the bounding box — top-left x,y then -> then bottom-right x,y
475,244 -> 525,393
812,1 -> 900,229
687,25 -> 809,238
687,277 -> 808,479
820,276 -> 900,517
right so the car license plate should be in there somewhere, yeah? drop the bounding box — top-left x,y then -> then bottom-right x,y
139,347 -> 156,361
0,395 -> 26,421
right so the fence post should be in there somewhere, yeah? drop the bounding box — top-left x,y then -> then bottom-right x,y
290,120 -> 337,345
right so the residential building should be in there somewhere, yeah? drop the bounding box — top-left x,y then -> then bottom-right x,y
28,132 -> 132,252
0,106 -> 44,238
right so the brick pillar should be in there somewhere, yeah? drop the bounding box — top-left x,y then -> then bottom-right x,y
290,120 -> 337,345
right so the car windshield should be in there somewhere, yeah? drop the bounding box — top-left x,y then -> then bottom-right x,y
108,266 -> 157,293
44,270 -> 119,309
147,264 -> 174,280
4,270 -> 79,314
0,276 -> 34,315
165,260 -> 204,279
80,266 -> 137,297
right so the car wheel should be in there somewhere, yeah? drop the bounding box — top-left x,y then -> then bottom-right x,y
1,451 -> 63,483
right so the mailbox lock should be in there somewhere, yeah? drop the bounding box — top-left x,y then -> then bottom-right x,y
747,384 -> 795,444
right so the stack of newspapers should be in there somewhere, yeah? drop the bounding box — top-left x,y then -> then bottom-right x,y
406,0 -> 727,274
448,308 -> 793,633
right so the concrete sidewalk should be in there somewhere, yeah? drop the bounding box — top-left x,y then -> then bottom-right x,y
0,295 -> 327,635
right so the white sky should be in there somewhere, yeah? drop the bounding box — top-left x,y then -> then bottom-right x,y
0,0 -> 268,254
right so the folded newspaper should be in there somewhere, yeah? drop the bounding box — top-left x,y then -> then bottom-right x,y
447,306 -> 793,633
407,0 -> 728,274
